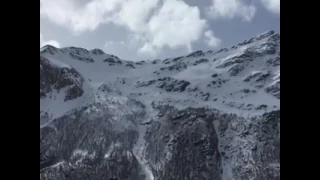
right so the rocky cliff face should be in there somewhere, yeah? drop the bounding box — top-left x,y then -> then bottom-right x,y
40,56 -> 84,101
40,30 -> 280,180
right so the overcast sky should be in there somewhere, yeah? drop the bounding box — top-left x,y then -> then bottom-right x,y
40,0 -> 280,61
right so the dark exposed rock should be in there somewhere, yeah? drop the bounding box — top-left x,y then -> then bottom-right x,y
244,71 -> 270,83
67,47 -> 90,55
256,30 -> 276,41
186,50 -> 204,58
193,58 -> 209,66
98,84 -> 113,93
145,106 -> 222,180
40,102 -> 225,180
64,85 -> 84,101
157,78 -> 190,92
256,104 -> 268,110
211,73 -> 218,78
104,58 -> 116,63
136,77 -> 190,92
40,56 -> 84,101
91,49 -> 105,55
187,87 -> 198,92
238,30 -> 277,46
265,81 -> 280,99
265,45 -> 276,54
228,63 -> 246,76
103,57 -> 122,64
238,38 -> 255,46
136,80 -> 156,87
70,54 -> 94,63
266,56 -> 280,66
214,110 -> 280,180
66,47 -> 94,63
158,77 -> 170,81
40,100 -> 280,180
152,59 -> 160,64
163,58 -> 170,64
215,48 -> 227,54
40,56 -> 59,98
40,101 -> 146,180
160,62 -> 187,71
172,56 -> 184,62
135,61 -> 145,65
256,73 -> 271,82
125,63 -> 135,68
216,52 -> 253,70
199,92 -> 210,101
243,89 -> 251,93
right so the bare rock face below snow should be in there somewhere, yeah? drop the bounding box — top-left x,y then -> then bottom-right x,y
215,110 -> 280,180
40,30 -> 280,180
40,100 -> 279,180
144,105 -> 222,179
40,56 -> 84,101
40,101 -> 145,180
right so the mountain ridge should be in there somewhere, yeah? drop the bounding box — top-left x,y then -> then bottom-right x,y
40,30 -> 280,124
40,30 -> 280,180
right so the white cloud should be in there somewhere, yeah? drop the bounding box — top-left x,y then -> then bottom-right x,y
104,40 -> 125,48
204,30 -> 221,48
40,0 -> 209,56
206,0 -> 256,22
142,0 -> 206,55
260,0 -> 280,15
40,33 -> 61,48
139,43 -> 156,56
103,35 -> 147,60
40,0 -> 125,33
114,0 -> 159,32
103,40 -> 130,57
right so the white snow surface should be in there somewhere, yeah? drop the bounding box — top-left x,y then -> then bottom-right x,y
40,31 -> 280,124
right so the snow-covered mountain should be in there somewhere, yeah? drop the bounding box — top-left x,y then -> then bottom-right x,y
40,30 -> 280,180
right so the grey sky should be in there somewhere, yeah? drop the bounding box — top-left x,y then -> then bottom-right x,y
40,0 -> 280,61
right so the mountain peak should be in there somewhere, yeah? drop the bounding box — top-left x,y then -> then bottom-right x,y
258,30 -> 276,37
238,30 -> 279,46
40,44 -> 58,51
255,30 -> 279,41
90,48 -> 106,55
40,44 -> 60,55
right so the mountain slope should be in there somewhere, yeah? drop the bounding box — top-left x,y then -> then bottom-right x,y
40,30 -> 280,180
40,30 -> 280,124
